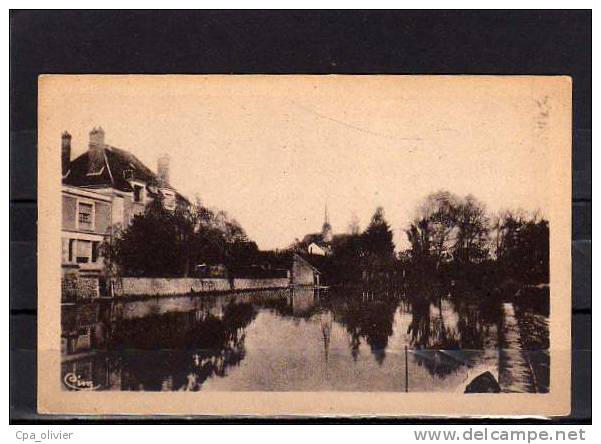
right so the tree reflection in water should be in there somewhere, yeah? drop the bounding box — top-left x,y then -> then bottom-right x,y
61,283 -> 549,392
401,279 -> 506,380
108,301 -> 257,391
328,291 -> 398,365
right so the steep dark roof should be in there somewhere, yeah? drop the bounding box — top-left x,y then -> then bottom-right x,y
294,252 -> 322,274
301,233 -> 323,246
105,145 -> 161,191
62,149 -> 113,188
63,145 -> 188,204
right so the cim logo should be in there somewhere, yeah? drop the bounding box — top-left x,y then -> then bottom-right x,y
63,372 -> 102,391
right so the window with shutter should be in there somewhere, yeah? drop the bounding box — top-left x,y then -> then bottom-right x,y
76,240 -> 92,263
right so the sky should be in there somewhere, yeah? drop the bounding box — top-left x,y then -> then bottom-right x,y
40,75 -> 564,251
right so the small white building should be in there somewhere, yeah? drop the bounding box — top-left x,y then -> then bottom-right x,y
302,204 -> 333,256
308,241 -> 330,256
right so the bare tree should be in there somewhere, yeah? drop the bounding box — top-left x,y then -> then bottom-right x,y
452,194 -> 489,263
407,191 -> 491,267
408,190 -> 460,268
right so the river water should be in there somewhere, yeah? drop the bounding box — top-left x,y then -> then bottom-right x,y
61,286 -> 549,393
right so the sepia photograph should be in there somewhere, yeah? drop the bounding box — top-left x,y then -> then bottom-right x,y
37,75 -> 572,416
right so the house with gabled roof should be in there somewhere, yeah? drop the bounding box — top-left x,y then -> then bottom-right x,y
60,127 -> 190,298
62,127 -> 189,230
298,205 -> 334,256
307,238 -> 331,256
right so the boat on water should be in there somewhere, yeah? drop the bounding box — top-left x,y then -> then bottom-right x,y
458,364 -> 501,393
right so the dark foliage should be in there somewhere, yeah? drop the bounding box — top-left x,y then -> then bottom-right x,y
322,207 -> 396,287
108,197 -> 258,278
496,217 -> 549,284
110,198 -> 192,277
403,191 -> 549,289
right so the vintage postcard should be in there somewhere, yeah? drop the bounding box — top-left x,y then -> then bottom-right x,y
38,75 -> 572,416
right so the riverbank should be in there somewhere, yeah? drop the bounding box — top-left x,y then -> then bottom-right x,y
112,276 -> 291,298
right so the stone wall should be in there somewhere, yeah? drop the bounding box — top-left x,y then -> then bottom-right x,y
114,277 -> 290,297
232,278 -> 290,290
61,270 -> 79,302
77,277 -> 100,299
61,267 -> 99,301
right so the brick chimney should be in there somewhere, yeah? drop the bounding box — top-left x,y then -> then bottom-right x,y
61,131 -> 71,176
88,127 -> 106,173
157,153 -> 170,185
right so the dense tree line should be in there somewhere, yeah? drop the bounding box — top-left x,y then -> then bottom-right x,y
107,196 -> 258,277
107,189 -> 548,287
321,191 -> 548,287
318,206 -> 396,286
403,190 -> 549,284
405,191 -> 489,270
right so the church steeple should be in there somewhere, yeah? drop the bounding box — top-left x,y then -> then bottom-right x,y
321,202 -> 333,243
